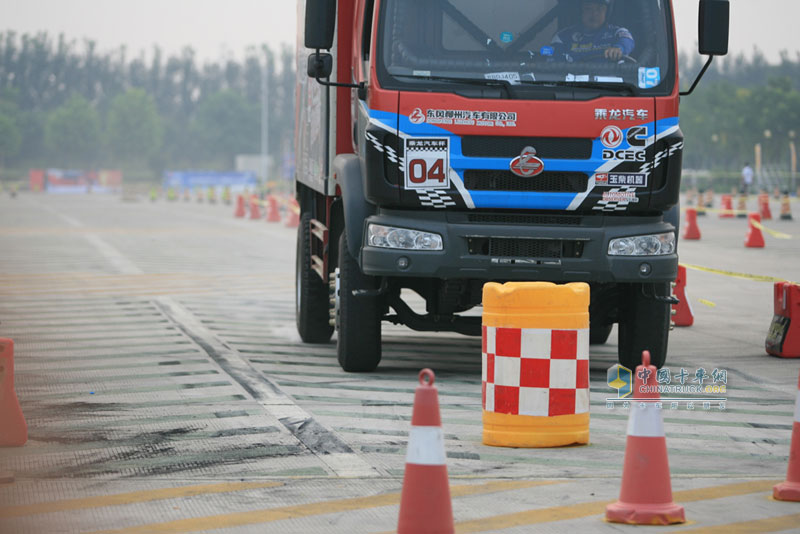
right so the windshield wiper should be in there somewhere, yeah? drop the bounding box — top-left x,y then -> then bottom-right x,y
393,74 -> 516,99
520,80 -> 639,96
393,74 -> 639,98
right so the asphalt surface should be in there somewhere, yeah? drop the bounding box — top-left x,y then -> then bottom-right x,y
0,192 -> 799,533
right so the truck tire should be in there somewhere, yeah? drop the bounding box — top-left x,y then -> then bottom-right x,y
336,232 -> 382,372
295,213 -> 334,344
590,324 -> 613,345
617,283 -> 670,369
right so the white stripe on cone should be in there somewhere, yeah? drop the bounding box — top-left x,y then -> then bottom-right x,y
794,393 -> 800,424
406,426 -> 446,465
627,402 -> 665,438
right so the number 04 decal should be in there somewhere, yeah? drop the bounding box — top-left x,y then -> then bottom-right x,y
404,138 -> 450,190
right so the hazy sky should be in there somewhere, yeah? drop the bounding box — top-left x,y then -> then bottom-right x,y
1,0 -> 799,64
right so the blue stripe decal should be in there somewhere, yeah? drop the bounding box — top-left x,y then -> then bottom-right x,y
469,191 -> 577,210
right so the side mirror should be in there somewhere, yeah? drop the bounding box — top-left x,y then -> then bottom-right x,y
698,0 -> 729,56
304,0 -> 336,50
307,52 -> 334,79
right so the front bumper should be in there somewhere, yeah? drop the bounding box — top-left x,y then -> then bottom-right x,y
360,209 -> 678,283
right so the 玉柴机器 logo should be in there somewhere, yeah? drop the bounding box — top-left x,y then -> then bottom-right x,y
607,364 -> 633,398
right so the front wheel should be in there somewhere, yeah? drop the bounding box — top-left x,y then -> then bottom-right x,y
617,283 -> 670,369
335,232 -> 382,372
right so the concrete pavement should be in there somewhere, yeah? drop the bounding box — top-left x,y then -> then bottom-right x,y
0,192 -> 798,533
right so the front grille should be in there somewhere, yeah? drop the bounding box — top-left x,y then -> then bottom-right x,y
461,136 -> 593,159
464,170 -> 589,193
468,213 -> 582,226
467,237 -> 585,259
491,238 -> 562,258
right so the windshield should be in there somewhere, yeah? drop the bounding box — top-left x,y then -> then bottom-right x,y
378,0 -> 675,97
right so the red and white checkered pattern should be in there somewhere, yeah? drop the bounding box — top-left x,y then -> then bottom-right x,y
482,326 -> 590,417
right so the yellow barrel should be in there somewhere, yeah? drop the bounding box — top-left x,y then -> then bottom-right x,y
482,282 -> 590,448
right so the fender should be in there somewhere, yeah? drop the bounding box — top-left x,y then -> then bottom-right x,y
333,154 -> 377,259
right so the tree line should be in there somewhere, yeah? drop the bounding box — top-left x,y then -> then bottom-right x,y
0,32 -> 295,180
1,31 -> 799,182
679,49 -> 800,174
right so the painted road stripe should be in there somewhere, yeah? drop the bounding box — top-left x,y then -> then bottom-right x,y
0,482 -> 282,518
16,427 -> 281,456
452,480 -> 779,532
30,381 -> 233,400
26,358 -> 212,373
86,481 -> 553,534
23,350 -> 201,364
276,378 -> 795,405
31,369 -> 220,385
33,409 -> 264,431
311,406 -> 796,432
677,513 -> 800,533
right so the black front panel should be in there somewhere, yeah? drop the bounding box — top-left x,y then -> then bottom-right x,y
461,136 -> 593,159
464,170 -> 589,193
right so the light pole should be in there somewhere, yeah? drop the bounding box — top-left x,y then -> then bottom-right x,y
761,129 -> 773,192
710,133 -> 719,169
790,130 -> 797,193
261,48 -> 270,191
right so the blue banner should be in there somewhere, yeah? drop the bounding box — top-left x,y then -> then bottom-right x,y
163,171 -> 258,192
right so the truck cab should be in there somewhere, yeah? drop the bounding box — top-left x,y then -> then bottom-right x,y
295,0 -> 729,372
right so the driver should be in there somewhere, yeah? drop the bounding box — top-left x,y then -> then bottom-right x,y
551,0 -> 635,62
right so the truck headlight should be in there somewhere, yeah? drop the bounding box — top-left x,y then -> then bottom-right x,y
367,224 -> 443,251
608,232 -> 676,256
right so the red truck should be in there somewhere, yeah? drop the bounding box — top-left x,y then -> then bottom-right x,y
294,0 -> 729,372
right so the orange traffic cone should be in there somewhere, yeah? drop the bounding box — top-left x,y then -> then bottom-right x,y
0,339 -> 28,447
745,213 -> 766,248
606,351 -> 685,525
671,266 -> 694,327
285,198 -> 300,228
719,194 -> 734,218
249,195 -> 262,220
397,369 -> 454,534
736,193 -> 748,218
780,193 -> 794,221
682,208 -> 701,240
773,370 -> 800,501
759,194 -> 773,220
234,195 -> 246,218
266,195 -> 282,223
